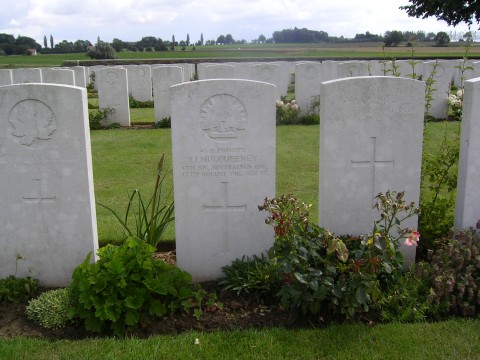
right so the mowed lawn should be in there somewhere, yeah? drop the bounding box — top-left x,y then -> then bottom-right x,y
91,121 -> 460,246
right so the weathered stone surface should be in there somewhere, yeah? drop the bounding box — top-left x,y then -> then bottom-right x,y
0,84 -> 98,286
455,77 -> 480,229
319,76 -> 425,266
96,67 -> 130,126
171,79 -> 276,281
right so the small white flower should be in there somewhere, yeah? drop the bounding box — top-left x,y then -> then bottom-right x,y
194,338 -> 200,345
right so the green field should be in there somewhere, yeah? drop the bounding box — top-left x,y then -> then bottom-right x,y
1,42 -> 480,68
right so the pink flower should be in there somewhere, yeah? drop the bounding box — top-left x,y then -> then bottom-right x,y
404,231 -> 420,246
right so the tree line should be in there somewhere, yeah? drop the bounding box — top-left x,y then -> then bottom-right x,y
0,28 -> 468,57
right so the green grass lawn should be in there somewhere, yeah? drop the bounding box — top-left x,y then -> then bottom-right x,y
1,320 -> 478,359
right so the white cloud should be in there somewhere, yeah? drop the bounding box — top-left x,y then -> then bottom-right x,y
0,0 -> 472,44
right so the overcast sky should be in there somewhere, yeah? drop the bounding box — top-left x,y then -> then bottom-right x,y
0,0 -> 473,45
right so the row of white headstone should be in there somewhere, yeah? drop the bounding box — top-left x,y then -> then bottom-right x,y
0,74 -> 478,285
3,59 -> 475,127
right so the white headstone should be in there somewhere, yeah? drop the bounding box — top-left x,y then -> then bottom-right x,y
251,63 -> 286,98
72,66 -> 87,88
455,77 -> 480,229
423,60 -> 456,119
126,65 -> 153,102
319,76 -> 425,266
0,69 -> 13,86
0,84 -> 98,286
171,79 -> 276,281
152,66 -> 183,121
337,61 -> 370,78
96,67 -> 130,126
295,62 -> 324,116
199,64 -> 236,79
42,68 -> 75,85
12,68 -> 42,84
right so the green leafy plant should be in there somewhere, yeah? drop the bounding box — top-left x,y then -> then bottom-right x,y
276,99 -> 300,125
69,237 -> 207,335
0,254 -> 38,304
97,153 -> 174,248
415,225 -> 480,318
406,38 -> 422,80
89,107 -> 115,130
220,254 -> 282,304
0,276 -> 38,303
424,60 -> 438,121
223,191 -> 419,319
26,288 -> 74,329
129,97 -> 154,108
154,117 -> 171,128
375,269 -> 439,323
419,123 -> 459,253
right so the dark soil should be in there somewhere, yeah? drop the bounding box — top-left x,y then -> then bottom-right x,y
0,281 -> 309,340
0,250 -> 320,340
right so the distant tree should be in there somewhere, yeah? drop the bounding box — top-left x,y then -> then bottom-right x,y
216,35 -> 226,44
186,33 -> 190,46
464,31 -> 473,42
73,40 -> 91,52
353,31 -> 383,42
258,34 -> 266,43
172,35 -> 176,46
0,33 -> 15,44
111,38 -> 125,52
200,33 -> 204,45
87,41 -> 116,59
16,36 -> 41,51
225,34 -> 234,44
54,40 -> 74,51
50,34 -> 54,49
13,44 -> 28,55
272,27 -> 329,43
426,32 -> 436,41
401,0 -> 480,27
434,31 -> 450,46
384,30 -> 404,46
43,35 -> 47,49
415,30 -> 426,41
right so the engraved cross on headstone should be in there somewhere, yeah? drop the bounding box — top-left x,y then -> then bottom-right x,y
203,181 -> 246,254
22,178 -> 57,235
351,137 -> 395,203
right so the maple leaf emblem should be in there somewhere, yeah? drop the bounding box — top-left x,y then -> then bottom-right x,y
8,100 -> 56,147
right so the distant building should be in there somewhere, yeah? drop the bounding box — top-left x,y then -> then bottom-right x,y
27,49 -> 38,56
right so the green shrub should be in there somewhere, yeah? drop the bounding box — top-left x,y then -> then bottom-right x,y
415,227 -> 480,317
26,288 -> 74,329
220,254 -> 282,304
298,114 -> 320,125
129,97 -> 154,108
223,191 -> 418,319
0,276 -> 38,304
89,108 -> 115,130
155,117 -> 171,128
276,99 -> 300,125
86,42 -> 116,60
375,269 -> 441,323
69,237 -> 207,335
